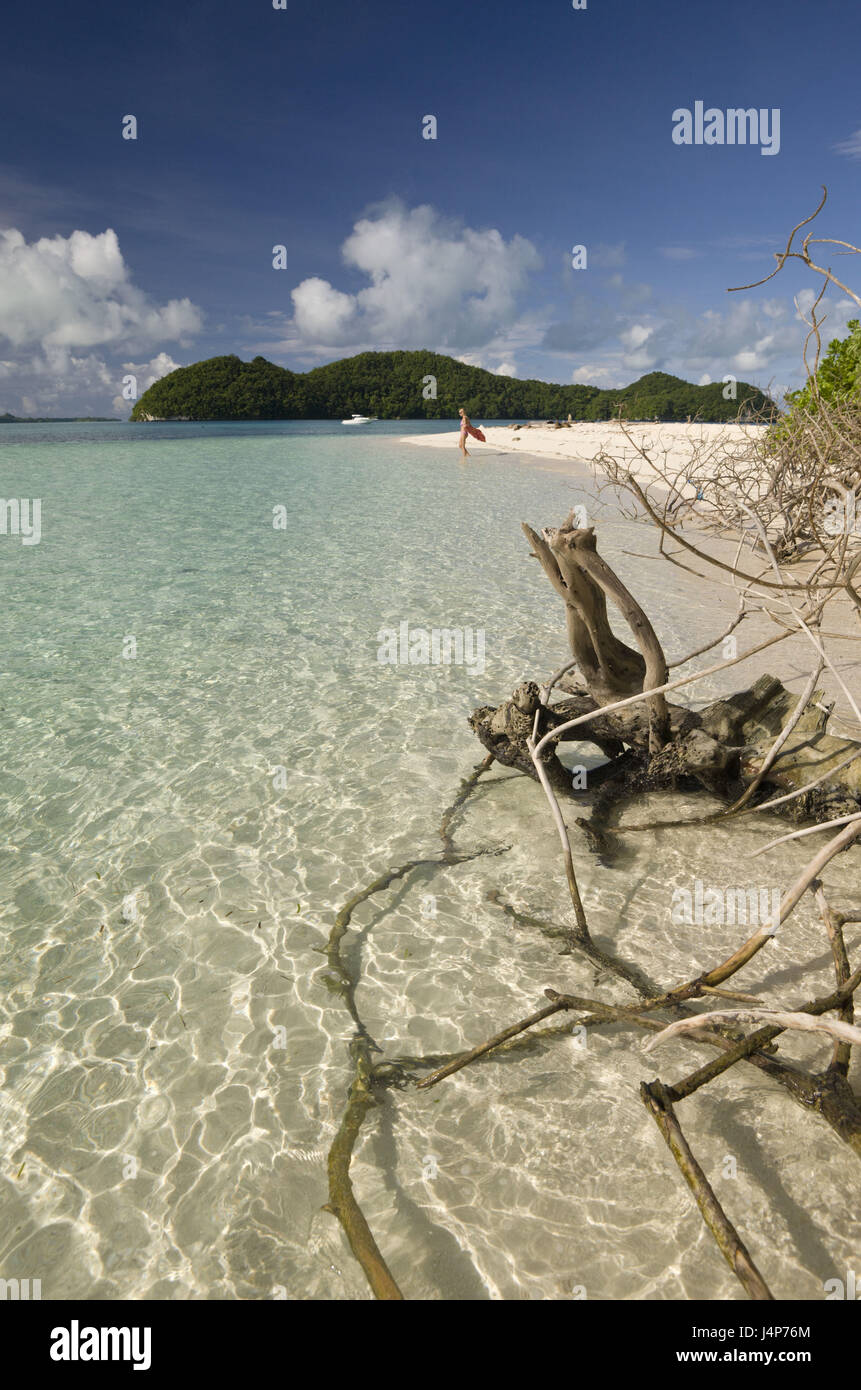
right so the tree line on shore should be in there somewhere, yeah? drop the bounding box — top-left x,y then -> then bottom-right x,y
129,350 -> 773,422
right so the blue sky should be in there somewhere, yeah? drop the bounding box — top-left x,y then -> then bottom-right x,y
1,0 -> 860,414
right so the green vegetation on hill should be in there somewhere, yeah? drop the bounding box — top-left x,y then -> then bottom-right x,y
129,351 -> 773,423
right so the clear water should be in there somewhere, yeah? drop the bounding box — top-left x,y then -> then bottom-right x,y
0,421 -> 858,1301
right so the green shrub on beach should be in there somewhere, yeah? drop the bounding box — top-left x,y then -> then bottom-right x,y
783,319 -> 861,414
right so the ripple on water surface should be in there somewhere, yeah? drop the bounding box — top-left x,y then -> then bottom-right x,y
0,423 -> 859,1299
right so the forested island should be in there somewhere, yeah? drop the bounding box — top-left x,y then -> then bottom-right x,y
129,351 -> 773,423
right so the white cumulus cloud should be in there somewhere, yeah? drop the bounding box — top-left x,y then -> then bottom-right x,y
112,352 -> 184,414
290,200 -> 541,351
0,227 -> 201,351
0,227 -> 202,414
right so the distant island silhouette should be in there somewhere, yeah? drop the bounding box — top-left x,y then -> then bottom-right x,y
129,351 -> 773,423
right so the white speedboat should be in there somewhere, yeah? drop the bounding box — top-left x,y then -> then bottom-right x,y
341,413 -> 377,425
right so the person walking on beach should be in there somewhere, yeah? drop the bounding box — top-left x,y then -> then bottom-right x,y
458,408 -> 486,457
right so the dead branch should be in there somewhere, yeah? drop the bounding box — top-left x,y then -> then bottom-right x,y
814,880 -> 855,1077
723,657 -> 824,813
323,757 -> 495,1299
641,1080 -> 774,1300
645,1009 -> 861,1054
664,964 -> 861,1105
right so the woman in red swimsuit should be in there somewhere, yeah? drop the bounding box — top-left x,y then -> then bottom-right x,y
458,408 -> 486,457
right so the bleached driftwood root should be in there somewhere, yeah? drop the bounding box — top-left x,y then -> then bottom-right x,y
450,513 -> 861,1298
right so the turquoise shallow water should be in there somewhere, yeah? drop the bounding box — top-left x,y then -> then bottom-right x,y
0,421 -> 859,1300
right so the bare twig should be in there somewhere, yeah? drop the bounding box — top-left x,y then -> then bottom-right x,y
814,880 -> 855,1076
723,658 -> 824,814
641,1080 -> 774,1300
645,1009 -> 861,1054
748,810 -> 861,858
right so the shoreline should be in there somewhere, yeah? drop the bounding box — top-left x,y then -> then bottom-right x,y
401,420 -> 770,502
400,419 -> 860,734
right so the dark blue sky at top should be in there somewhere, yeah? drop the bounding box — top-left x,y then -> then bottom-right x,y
1,0 -> 860,411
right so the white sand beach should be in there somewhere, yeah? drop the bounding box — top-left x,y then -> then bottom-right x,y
401,420 -> 770,503
401,419 -> 860,733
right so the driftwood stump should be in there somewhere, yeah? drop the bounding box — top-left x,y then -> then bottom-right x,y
470,515 -> 861,835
